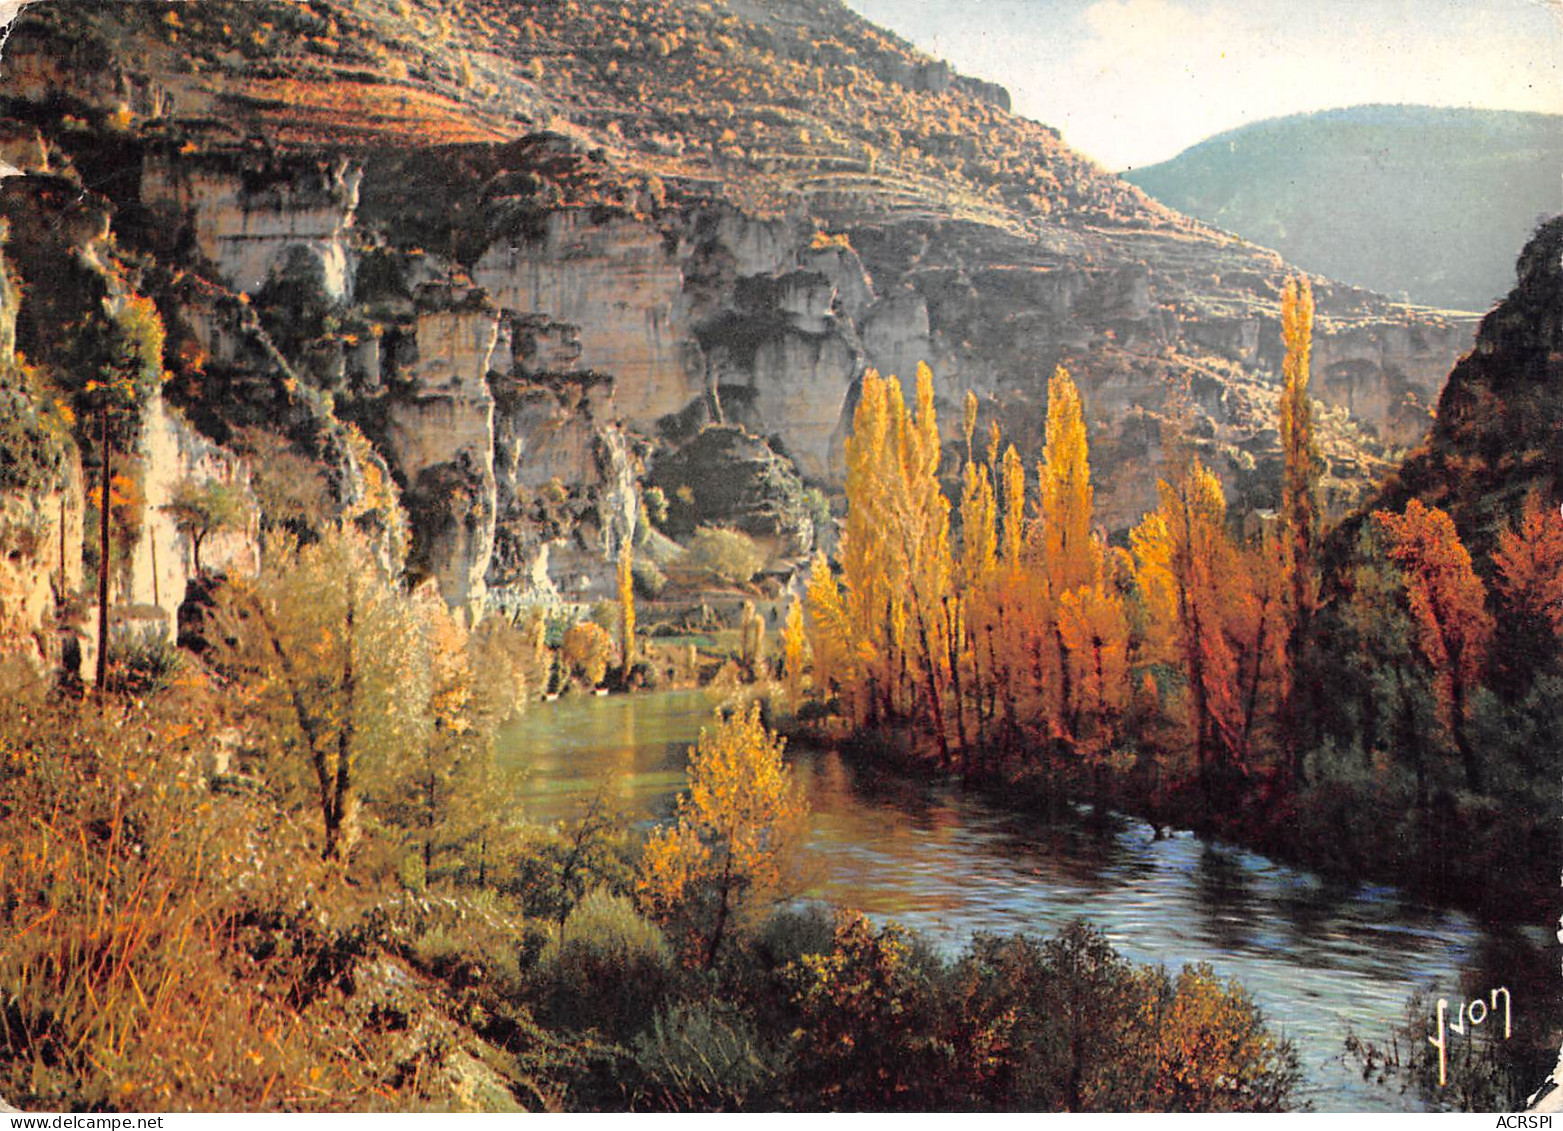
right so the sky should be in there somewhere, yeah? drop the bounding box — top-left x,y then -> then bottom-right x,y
840,0 -> 1563,171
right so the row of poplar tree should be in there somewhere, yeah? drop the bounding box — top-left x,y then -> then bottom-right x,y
797,278 -> 1563,805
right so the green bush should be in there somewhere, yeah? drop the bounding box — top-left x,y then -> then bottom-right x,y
107,625 -> 185,696
681,525 -> 765,586
632,558 -> 667,598
0,382 -> 73,493
802,487 -> 831,535
754,904 -> 834,970
944,922 -> 1302,1112
535,889 -> 674,1039
633,1001 -> 779,1111
506,810 -> 637,926
782,911 -> 949,1110
643,485 -> 669,528
776,915 -> 1302,1112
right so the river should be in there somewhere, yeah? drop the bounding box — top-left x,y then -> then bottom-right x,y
497,688 -> 1552,1112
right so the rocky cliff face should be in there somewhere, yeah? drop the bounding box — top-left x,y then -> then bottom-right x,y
142,154 -> 360,303
649,425 -> 814,558
96,391 -> 259,658
471,211 -> 697,428
0,0 -> 1489,632
0,189 -> 261,678
0,471 -> 81,676
0,202 -> 80,675
1345,216 -> 1563,560
382,294 -> 500,618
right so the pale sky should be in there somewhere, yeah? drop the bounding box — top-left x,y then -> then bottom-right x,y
841,0 -> 1563,170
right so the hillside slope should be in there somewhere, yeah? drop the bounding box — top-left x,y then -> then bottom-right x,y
1125,105 -> 1563,313
0,0 -> 1478,660
1344,214 -> 1563,563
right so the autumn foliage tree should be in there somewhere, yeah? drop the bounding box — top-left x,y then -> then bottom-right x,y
1038,366 -> 1097,597
636,704 -> 807,966
956,453 -> 998,753
218,527 -> 423,862
1490,492 -> 1563,694
1131,462 -> 1247,783
563,620 -> 613,687
1278,276 -> 1321,779
1036,367 -> 1116,751
793,344 -> 1555,888
618,539 -> 636,673
367,584 -> 517,887
811,364 -> 955,759
786,324 -> 1558,924
1372,499 -> 1493,791
781,594 -> 807,703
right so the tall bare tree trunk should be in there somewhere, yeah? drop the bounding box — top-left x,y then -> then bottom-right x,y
58,494 -> 66,599
325,573 -> 358,862
95,408 -> 110,696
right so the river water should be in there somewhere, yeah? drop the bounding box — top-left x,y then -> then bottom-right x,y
497,688 -> 1552,1112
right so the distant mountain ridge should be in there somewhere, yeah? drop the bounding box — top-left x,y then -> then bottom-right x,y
1124,104 -> 1563,313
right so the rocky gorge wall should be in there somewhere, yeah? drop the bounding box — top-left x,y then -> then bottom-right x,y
0,119 -> 1482,641
112,393 -> 259,643
130,140 -> 1482,610
0,198 -> 261,678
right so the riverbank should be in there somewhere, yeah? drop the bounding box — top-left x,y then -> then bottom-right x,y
1,681 -> 1318,1113
776,711 -> 1559,931
499,687 -> 1557,1111
521,680 -> 1558,929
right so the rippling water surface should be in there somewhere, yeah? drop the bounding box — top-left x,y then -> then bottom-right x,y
499,688 -> 1549,1112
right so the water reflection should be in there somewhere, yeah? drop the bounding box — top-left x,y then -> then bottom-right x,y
1193,845 -> 1263,951
496,690 -> 1548,1113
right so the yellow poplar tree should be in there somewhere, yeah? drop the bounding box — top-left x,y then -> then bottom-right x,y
1278,276 -> 1320,780
782,594 -> 808,704
963,388 -> 979,464
636,704 -> 808,966
1035,366 -> 1101,747
989,441 -> 1035,748
618,540 -> 636,673
805,550 -> 851,703
1039,366 -> 1098,596
1131,460 -> 1245,783
959,460 -> 998,596
840,369 -> 896,722
962,439 -> 1004,745
900,363 -> 955,764
999,443 -> 1026,575
1057,579 -> 1130,763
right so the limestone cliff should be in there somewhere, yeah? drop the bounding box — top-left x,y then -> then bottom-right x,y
115,392 -> 259,642
649,425 -> 815,559
142,153 -> 360,303
0,175 -> 269,678
0,220 -> 82,672
382,291 -> 500,619
0,0 -> 1492,627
